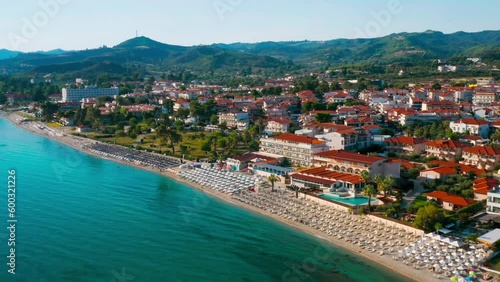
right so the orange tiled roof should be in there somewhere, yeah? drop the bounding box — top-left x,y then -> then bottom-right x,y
292,166 -> 363,184
443,195 -> 475,207
425,139 -> 470,149
463,146 -> 500,156
427,191 -> 449,200
422,166 -> 457,175
274,133 -> 325,145
454,118 -> 489,125
315,150 -> 384,165
385,136 -> 427,145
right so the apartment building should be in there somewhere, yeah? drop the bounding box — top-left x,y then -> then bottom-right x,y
384,136 -> 427,156
218,112 -> 249,131
259,133 -> 329,166
461,146 -> 500,171
424,139 -> 470,162
449,119 -> 489,138
61,87 -> 119,102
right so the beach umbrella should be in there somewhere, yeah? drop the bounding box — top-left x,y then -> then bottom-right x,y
450,276 -> 458,282
465,277 -> 473,281
469,271 -> 476,278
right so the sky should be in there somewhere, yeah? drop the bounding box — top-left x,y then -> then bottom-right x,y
1,0 -> 499,52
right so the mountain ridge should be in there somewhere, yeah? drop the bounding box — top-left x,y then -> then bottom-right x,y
1,30 -> 499,75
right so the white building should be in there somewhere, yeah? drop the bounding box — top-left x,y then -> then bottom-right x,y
449,118 -> 489,138
487,189 -> 500,215
218,112 -> 249,131
62,87 -> 119,102
315,129 -> 371,151
473,91 -> 496,105
259,133 -> 329,166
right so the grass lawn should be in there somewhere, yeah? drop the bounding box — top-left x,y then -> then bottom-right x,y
486,255 -> 500,271
46,122 -> 62,128
410,195 -> 428,210
76,130 -> 252,161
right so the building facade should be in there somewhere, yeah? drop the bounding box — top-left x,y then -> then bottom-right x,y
218,112 -> 249,131
461,146 -> 500,171
62,87 -> 119,102
259,133 -> 329,166
449,119 -> 489,138
312,150 -> 400,178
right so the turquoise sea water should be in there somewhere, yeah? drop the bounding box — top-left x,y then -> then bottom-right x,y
319,194 -> 374,206
0,118 -> 409,282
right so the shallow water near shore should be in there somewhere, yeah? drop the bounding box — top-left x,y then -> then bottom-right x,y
0,118 -> 410,282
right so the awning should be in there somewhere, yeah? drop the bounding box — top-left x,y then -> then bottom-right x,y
438,228 -> 452,234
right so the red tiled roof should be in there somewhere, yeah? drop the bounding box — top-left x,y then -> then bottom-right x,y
425,139 -> 470,149
296,90 -> 315,96
442,196 -> 475,207
292,166 -> 363,184
314,150 -> 384,165
463,146 -> 500,156
390,158 -> 419,169
291,174 -> 335,185
427,191 -> 475,207
385,136 -> 427,145
454,118 -> 489,126
274,133 -> 325,145
422,166 -> 457,175
427,191 -> 449,200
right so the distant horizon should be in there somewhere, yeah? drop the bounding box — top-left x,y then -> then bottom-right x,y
2,29 -> 499,53
2,0 -> 499,52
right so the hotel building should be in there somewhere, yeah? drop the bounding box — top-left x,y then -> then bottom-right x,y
259,133 -> 329,166
62,87 -> 119,102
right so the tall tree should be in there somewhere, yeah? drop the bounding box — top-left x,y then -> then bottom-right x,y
41,102 -> 59,121
267,174 -> 280,192
362,184 -> 377,212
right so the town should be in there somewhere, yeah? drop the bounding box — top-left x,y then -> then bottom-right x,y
1,65 -> 500,281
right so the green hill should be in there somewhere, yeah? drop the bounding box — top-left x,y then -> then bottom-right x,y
1,31 -> 499,75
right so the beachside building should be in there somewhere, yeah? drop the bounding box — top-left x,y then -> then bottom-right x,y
61,87 -> 119,102
424,139 -> 470,162
427,191 -> 475,211
384,136 -> 427,156
449,119 -> 489,138
259,133 -> 329,166
290,166 -> 364,195
461,146 -> 500,171
251,164 -> 297,183
225,153 -> 279,171
312,150 -> 400,178
487,189 -> 500,215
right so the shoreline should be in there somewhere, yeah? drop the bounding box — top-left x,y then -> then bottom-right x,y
1,112 -> 425,281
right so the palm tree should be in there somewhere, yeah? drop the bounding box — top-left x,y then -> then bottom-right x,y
373,174 -> 384,195
267,174 -> 280,192
360,170 -> 371,184
362,184 -> 377,213
166,128 -> 182,154
382,175 -> 396,197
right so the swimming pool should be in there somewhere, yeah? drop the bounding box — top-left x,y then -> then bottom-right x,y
319,194 -> 375,206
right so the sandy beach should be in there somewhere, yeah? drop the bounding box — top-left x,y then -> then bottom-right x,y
0,111 -> 468,282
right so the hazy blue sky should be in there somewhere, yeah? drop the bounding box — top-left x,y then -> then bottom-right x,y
2,0 -> 499,52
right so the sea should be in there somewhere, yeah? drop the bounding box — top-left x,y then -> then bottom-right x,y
0,118 -> 410,282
